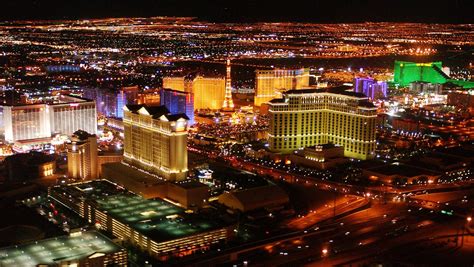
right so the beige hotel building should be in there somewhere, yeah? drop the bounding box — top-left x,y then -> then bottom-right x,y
123,104 -> 188,181
254,68 -> 310,107
268,86 -> 376,160
67,130 -> 98,180
163,75 -> 225,110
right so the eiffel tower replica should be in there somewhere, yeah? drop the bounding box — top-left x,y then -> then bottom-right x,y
222,59 -> 235,112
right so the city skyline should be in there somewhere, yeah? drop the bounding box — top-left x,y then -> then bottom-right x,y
0,2 -> 473,267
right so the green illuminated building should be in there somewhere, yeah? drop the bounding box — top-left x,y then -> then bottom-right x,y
393,61 -> 474,89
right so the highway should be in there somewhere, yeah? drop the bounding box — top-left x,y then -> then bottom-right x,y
286,196 -> 368,230
235,203 -> 457,267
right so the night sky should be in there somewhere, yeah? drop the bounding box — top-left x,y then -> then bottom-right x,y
2,0 -> 474,23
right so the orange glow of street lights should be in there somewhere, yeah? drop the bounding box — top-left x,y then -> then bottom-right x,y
322,248 -> 328,255
467,216 -> 472,223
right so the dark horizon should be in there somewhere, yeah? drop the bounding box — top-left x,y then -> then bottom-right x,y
2,0 -> 474,23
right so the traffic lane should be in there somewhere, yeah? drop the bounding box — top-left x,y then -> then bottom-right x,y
278,217 -> 438,267
304,216 -> 462,267
287,197 -> 368,230
251,208 -> 436,266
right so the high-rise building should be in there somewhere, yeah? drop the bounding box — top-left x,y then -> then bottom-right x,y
1,94 -> 97,142
67,130 -> 98,180
354,77 -> 388,100
116,86 -> 139,118
163,75 -> 225,110
222,59 -> 235,110
84,88 -> 115,117
159,88 -> 194,125
49,95 -> 97,136
123,104 -> 188,181
268,86 -> 377,160
84,86 -> 138,118
192,76 -> 225,110
162,77 -> 186,92
137,89 -> 161,105
254,68 -> 310,106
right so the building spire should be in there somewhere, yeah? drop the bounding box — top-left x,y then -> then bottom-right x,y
222,59 -> 234,110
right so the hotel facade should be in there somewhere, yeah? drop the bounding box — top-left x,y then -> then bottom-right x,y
67,130 -> 98,180
163,75 -> 225,110
159,88 -> 195,126
268,87 -> 376,160
123,104 -> 188,181
83,86 -> 139,118
254,68 -> 310,107
1,94 -> 97,142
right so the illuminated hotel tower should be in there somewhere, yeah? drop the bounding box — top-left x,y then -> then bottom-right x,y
159,88 -> 194,126
1,94 -> 96,143
123,104 -> 188,181
222,59 -> 235,110
67,130 -> 98,180
254,68 -> 310,107
268,86 -> 376,160
163,76 -> 225,110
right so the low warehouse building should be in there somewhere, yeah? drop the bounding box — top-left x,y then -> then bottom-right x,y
218,184 -> 289,213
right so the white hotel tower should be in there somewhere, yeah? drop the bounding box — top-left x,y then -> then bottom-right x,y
1,94 -> 97,143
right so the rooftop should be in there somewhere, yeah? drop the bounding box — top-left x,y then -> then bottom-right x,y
173,180 -> 209,190
421,152 -> 467,167
219,184 -> 289,212
96,195 -> 218,241
164,113 -> 189,121
437,145 -> 474,160
306,143 -> 342,150
358,101 -> 376,108
124,104 -> 188,121
4,151 -> 54,165
285,86 -> 367,98
125,104 -> 169,116
161,88 -> 192,94
3,94 -> 92,107
71,130 -> 96,141
51,180 -> 225,242
103,162 -> 165,186
0,231 -> 122,267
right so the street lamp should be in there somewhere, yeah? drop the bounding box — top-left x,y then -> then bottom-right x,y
459,216 -> 473,248
322,248 -> 328,256
464,216 -> 473,245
